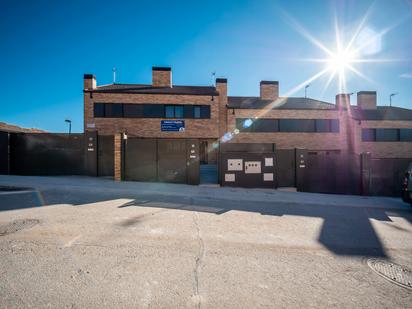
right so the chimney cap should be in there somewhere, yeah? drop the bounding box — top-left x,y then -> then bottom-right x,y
152,66 -> 171,71
84,74 -> 95,79
216,78 -> 227,83
260,80 -> 279,85
357,91 -> 376,95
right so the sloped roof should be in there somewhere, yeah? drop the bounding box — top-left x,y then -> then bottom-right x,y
228,96 -> 335,110
351,106 -> 412,121
86,83 -> 219,96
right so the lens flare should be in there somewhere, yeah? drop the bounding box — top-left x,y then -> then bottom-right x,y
326,49 -> 357,73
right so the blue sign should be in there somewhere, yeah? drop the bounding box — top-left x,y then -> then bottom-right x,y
161,120 -> 185,132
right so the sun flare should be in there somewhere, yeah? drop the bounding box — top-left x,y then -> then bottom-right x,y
326,49 -> 357,73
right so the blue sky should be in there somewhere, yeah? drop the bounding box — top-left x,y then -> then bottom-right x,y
1,0 -> 411,132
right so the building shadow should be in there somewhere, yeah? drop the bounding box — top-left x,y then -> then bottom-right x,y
1,185 -> 411,258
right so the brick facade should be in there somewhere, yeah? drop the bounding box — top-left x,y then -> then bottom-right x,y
227,109 -> 350,151
84,68 -> 412,161
355,120 -> 412,158
85,93 -> 219,138
114,133 -> 122,181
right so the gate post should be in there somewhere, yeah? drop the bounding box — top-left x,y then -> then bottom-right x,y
186,139 -> 200,185
85,130 -> 98,176
360,152 -> 371,196
114,133 -> 123,181
295,149 -> 307,192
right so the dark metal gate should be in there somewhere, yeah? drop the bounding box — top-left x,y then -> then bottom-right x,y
124,138 -> 199,184
97,135 -> 114,177
303,152 -> 361,195
276,149 -> 296,187
369,158 -> 412,196
9,133 -> 85,175
0,131 -> 9,175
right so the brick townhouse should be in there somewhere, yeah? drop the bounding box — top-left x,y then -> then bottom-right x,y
83,67 -> 412,182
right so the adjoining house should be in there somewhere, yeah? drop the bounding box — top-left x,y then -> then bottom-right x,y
82,66 -> 412,192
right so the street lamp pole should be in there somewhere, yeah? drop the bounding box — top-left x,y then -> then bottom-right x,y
305,84 -> 310,99
65,119 -> 72,135
389,93 -> 398,107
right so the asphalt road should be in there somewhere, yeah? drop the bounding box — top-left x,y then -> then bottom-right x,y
0,175 -> 411,308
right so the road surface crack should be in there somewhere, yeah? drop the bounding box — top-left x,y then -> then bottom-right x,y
192,212 -> 205,309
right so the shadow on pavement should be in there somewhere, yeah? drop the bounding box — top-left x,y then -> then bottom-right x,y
1,185 -> 412,258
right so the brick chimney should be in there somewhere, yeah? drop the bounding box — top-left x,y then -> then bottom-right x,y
216,78 -> 228,139
357,91 -> 377,109
260,81 -> 279,100
152,67 -> 172,87
84,74 -> 96,90
335,93 -> 351,110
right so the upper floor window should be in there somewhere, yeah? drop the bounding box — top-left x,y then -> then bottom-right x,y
165,105 -> 184,118
94,103 -> 211,119
362,128 -> 412,142
194,106 -> 201,119
235,118 -> 339,133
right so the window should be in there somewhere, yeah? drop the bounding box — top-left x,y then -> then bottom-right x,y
236,118 -> 253,132
362,128 -> 376,141
193,106 -> 201,119
105,103 -> 123,118
93,103 -> 210,119
94,103 -> 105,117
165,105 -> 184,118
184,105 -> 194,118
330,119 -> 340,133
376,128 -> 398,142
315,119 -> 330,132
175,106 -> 184,118
123,104 -> 143,118
165,105 -> 174,118
279,119 -> 315,132
143,104 -> 164,118
400,129 -> 412,141
200,105 -> 211,119
253,119 -> 279,132
315,119 -> 340,133
235,118 -> 339,133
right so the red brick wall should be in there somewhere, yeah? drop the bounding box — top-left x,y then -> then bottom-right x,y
227,109 -> 350,151
84,92 -> 219,138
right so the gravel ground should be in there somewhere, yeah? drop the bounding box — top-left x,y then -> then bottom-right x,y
0,175 -> 411,308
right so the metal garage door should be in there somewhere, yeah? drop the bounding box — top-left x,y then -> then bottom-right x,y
124,138 -> 157,182
157,139 -> 187,183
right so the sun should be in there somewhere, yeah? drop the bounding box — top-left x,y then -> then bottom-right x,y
279,8 -> 403,96
326,49 -> 357,73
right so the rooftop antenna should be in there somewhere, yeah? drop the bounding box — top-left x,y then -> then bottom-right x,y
212,71 -> 216,86
112,67 -> 117,84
